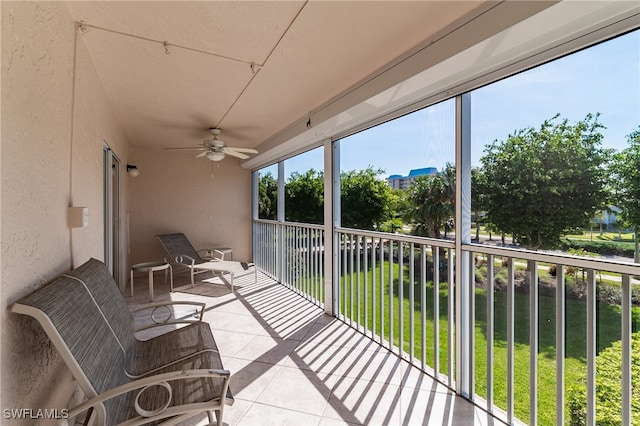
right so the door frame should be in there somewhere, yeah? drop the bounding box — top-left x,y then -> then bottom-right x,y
103,143 -> 121,287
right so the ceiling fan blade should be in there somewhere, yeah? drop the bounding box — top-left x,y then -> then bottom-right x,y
222,149 -> 250,159
195,152 -> 208,158
165,146 -> 208,151
224,147 -> 258,154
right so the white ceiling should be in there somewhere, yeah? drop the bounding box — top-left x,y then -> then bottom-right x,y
66,1 -> 639,167
66,1 -> 488,152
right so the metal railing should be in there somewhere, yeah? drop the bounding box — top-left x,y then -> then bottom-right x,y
254,219 -> 640,425
335,227 -> 457,388
253,219 -> 325,307
464,243 -> 639,426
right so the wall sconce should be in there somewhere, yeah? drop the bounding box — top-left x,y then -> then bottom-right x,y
127,165 -> 139,177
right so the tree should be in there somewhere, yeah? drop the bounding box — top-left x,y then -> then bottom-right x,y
612,127 -> 640,262
567,331 -> 640,425
471,167 -> 487,242
341,168 -> 396,230
480,114 -> 611,249
285,169 -> 324,224
404,164 -> 455,239
258,172 -> 278,220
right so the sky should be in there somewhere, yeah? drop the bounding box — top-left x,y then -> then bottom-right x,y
267,29 -> 639,180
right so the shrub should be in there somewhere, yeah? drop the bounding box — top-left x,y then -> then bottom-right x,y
494,269 -> 508,287
560,238 -> 635,257
567,331 -> 640,425
596,283 -> 622,305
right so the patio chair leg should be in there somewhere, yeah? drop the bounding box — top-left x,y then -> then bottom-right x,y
214,409 -> 223,426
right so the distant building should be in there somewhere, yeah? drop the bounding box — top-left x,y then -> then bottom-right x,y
593,206 -> 622,228
387,167 -> 438,190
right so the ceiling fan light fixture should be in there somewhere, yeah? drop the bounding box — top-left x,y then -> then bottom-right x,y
206,152 -> 225,161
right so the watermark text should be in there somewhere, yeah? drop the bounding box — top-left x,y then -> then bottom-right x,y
3,408 -> 69,420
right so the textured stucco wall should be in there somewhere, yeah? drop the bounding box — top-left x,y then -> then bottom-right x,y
128,146 -> 253,270
1,1 -> 252,418
1,2 -> 129,421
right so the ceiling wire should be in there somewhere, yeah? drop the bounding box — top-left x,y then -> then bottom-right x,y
214,0 -> 309,129
76,21 -> 258,67
76,2 -> 310,132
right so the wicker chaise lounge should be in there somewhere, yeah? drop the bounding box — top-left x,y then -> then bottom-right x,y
158,233 -> 256,291
11,258 -> 233,425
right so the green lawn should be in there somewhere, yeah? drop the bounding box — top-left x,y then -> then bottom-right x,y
335,258 -> 640,425
565,231 -> 636,243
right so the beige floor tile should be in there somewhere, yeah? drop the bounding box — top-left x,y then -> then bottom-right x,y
258,311 -> 320,341
235,334 -> 300,366
204,310 -> 266,334
212,329 -> 259,358
302,320 -> 382,351
400,362 -> 451,394
255,365 -> 337,416
318,417 -> 362,426
126,272 -> 507,426
237,402 -> 322,426
338,347 -> 404,386
283,341 -> 353,376
399,387 -> 510,426
223,357 -> 283,402
323,376 -> 402,426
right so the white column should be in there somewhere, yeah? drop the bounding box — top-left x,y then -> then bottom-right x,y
455,92 -> 472,398
277,161 -> 285,282
324,139 -> 339,315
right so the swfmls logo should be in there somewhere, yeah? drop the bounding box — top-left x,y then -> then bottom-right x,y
3,408 -> 69,420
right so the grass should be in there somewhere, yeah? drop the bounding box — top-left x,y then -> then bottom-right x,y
565,230 -> 635,243
333,257 -> 640,425
473,226 -> 637,244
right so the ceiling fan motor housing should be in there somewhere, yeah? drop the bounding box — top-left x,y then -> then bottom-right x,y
165,126 -> 257,162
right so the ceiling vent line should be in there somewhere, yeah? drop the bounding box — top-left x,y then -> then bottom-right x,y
75,21 -> 262,67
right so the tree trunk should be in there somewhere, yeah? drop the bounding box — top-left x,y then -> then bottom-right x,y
635,225 -> 639,263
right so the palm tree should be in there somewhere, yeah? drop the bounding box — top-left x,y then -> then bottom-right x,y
404,164 -> 455,239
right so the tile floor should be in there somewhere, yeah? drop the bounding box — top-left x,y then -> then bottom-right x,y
127,268 -> 508,426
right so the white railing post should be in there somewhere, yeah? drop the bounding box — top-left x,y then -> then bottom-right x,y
486,253 -> 495,412
324,138 -> 338,315
621,274 -> 631,426
556,264 -> 565,425
433,246 -> 440,379
277,161 -> 286,283
586,269 -> 596,426
455,92 -> 473,398
507,257 -> 515,424
529,259 -> 539,425
251,171 -> 259,261
421,246 -> 427,371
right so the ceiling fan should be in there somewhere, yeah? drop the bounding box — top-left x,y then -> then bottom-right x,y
166,128 -> 258,161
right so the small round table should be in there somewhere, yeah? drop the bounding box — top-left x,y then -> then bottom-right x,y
214,247 -> 233,260
130,261 -> 173,302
